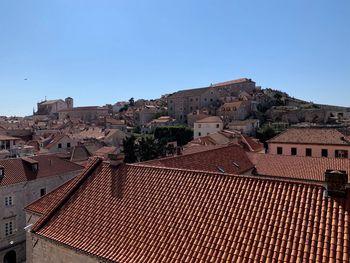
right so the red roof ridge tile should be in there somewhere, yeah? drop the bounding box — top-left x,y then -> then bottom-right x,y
132,163 -> 325,187
31,157 -> 103,232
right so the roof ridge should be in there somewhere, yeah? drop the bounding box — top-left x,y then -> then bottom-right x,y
130,163 -> 325,187
140,144 -> 242,164
31,157 -> 102,232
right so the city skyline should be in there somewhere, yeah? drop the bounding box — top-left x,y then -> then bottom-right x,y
0,0 -> 349,116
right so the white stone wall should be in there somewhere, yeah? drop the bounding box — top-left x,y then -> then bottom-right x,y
194,122 -> 224,139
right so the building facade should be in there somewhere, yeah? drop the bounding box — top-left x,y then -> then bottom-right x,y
268,128 -> 350,158
168,78 -> 256,123
193,116 -> 223,139
0,155 -> 83,263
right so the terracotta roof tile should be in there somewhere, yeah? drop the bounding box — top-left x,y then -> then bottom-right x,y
268,128 -> 350,145
195,116 -> 223,124
30,160 -> 350,263
142,144 -> 254,174
248,153 -> 350,182
212,78 -> 252,87
0,155 -> 83,186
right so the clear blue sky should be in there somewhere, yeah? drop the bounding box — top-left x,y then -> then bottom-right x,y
0,0 -> 349,116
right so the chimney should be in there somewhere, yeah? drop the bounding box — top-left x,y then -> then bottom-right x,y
108,153 -> 124,167
325,169 -> 348,197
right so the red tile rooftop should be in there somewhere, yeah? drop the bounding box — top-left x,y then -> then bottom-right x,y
0,155 -> 83,186
28,157 -> 350,263
195,116 -> 223,123
248,152 -> 350,183
211,78 -> 253,87
268,128 -> 350,145
0,135 -> 20,140
142,144 -> 254,174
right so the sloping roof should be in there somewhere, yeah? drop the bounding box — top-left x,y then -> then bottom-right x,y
45,134 -> 68,149
143,144 -> 254,174
268,128 -> 350,145
39,99 -> 63,106
221,100 -> 251,109
195,116 -> 223,124
248,153 -> 350,182
0,155 -> 83,187
59,106 -> 107,113
211,78 -> 252,87
0,135 -> 20,141
70,145 -> 92,163
168,87 -> 209,99
94,146 -> 117,157
29,160 -> 350,263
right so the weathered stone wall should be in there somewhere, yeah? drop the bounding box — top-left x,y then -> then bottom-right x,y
29,236 -> 103,263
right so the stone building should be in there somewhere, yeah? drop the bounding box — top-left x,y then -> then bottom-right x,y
268,127 -> 350,158
193,116 -> 223,139
35,97 -> 73,116
0,155 -> 83,263
58,106 -> 109,122
218,100 -> 252,122
167,78 -> 256,123
24,153 -> 350,263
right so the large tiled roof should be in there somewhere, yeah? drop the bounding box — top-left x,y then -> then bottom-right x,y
0,135 -> 20,141
168,87 -> 209,99
212,78 -> 253,87
268,128 -> 350,145
0,155 -> 83,186
195,116 -> 223,124
185,130 -> 264,153
30,160 -> 350,263
248,153 -> 350,183
39,99 -> 63,105
143,144 -> 254,174
45,134 -> 67,149
58,106 -> 107,112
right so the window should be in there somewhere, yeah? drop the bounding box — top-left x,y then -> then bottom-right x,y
169,100 -> 173,104
58,143 -> 62,149
216,124 -> 220,128
335,150 -> 348,158
210,98 -> 213,102
190,106 -> 193,111
0,167 -> 4,177
321,149 -> 328,157
5,196 -> 13,206
196,98 -> 198,101
204,98 -> 207,101
277,147 -> 283,155
40,188 -> 46,197
306,148 -> 312,157
67,142 -> 71,148
190,98 -> 193,102
198,132 -> 201,137
198,124 -> 201,128
5,221 -> 13,236
291,147 -> 297,156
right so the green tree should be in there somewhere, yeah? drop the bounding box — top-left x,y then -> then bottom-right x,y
129,97 -> 135,106
257,125 -> 277,148
122,135 -> 138,163
138,136 -> 158,161
154,125 -> 193,146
